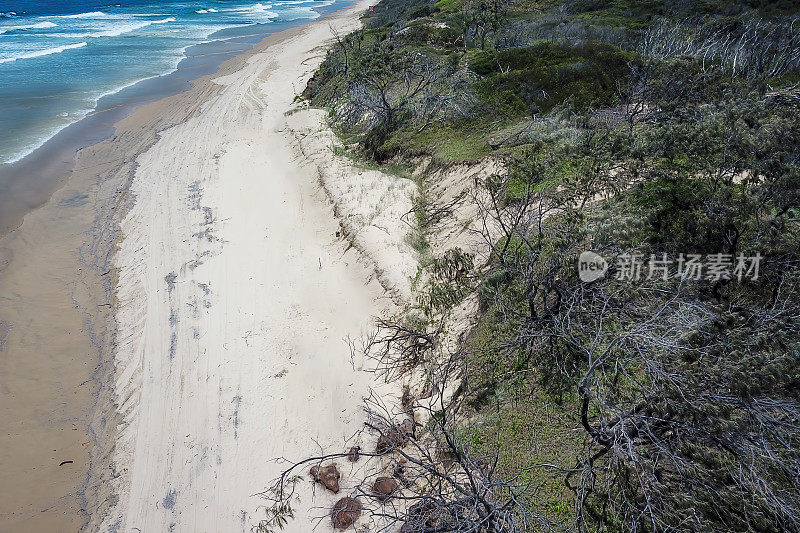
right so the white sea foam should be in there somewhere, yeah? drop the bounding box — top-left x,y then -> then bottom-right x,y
273,0 -> 317,5
92,17 -> 176,37
0,21 -> 58,34
279,2 -> 334,22
54,11 -> 108,19
268,0 -> 335,21
0,42 -> 87,64
238,2 -> 275,12
229,3 -> 280,22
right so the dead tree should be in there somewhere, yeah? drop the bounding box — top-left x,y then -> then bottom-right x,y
640,17 -> 800,80
256,368 -> 553,532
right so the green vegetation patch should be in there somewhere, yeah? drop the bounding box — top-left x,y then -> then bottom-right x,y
470,41 -> 638,114
381,119 -> 496,163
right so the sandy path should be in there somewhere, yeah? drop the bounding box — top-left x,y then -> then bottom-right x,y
99,2 -> 406,530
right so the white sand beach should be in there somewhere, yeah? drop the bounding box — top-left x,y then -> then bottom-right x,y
93,1 -> 417,530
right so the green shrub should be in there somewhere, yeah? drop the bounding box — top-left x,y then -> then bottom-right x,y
470,41 -> 637,114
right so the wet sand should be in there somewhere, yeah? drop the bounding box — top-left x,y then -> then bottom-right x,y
0,167 -> 105,529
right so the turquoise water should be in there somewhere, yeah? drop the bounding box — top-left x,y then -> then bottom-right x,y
0,0 -> 337,163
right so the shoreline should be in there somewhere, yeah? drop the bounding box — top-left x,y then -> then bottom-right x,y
0,1 -> 405,530
0,1 -> 351,239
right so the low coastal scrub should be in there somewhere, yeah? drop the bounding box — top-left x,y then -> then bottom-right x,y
265,0 -> 800,531
304,0 -> 800,163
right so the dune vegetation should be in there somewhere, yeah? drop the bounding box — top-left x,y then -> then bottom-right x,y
268,1 -> 800,531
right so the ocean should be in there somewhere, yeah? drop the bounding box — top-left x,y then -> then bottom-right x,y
0,0 -> 339,164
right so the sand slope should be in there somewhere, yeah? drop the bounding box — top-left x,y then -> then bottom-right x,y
99,2 -> 416,530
